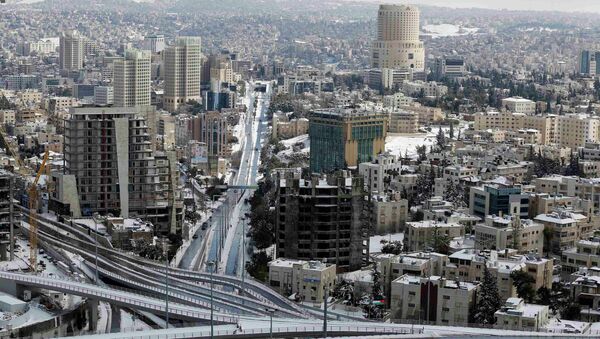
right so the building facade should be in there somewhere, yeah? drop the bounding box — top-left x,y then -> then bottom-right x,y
275,172 -> 368,272
163,36 -> 202,112
113,49 -> 151,107
309,108 -> 387,173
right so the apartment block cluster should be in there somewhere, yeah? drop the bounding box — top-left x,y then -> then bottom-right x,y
0,29 -> 258,239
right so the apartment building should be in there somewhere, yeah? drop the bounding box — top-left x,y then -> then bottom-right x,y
389,111 -> 419,133
556,114 -> 600,149
474,111 -> 557,145
57,107 -> 183,234
474,215 -> 544,254
534,210 -> 591,254
445,250 -> 552,300
404,220 -> 465,252
275,171 -> 368,272
501,97 -> 536,114
358,152 -> 402,194
562,238 -> 600,274
494,298 -> 549,331
267,259 -> 336,302
383,92 -> 414,110
390,275 -> 478,326
188,111 -> 231,158
372,196 -> 409,234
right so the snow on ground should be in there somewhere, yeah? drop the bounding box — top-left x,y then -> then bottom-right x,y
422,24 -> 479,38
369,233 -> 404,254
386,132 -> 436,158
386,124 -> 469,158
278,134 -> 310,157
120,309 -> 153,332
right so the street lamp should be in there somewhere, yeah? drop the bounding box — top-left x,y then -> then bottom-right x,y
265,308 -> 275,339
91,213 -> 100,285
163,237 -> 170,329
207,260 -> 215,338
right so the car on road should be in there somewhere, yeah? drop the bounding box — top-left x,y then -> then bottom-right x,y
192,234 -> 199,239
201,222 -> 208,230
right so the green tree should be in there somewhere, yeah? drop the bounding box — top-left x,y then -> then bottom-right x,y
428,226 -> 450,254
246,251 -> 271,282
510,270 -> 536,302
474,263 -> 502,325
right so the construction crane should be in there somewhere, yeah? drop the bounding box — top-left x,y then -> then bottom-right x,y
29,150 -> 49,271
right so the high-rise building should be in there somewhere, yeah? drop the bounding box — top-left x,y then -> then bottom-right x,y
309,108 -> 388,173
0,170 -> 16,261
59,30 -> 84,72
94,86 -> 114,106
578,50 -> 600,76
371,5 -> 425,71
144,34 -> 165,54
188,111 -> 231,158
58,107 -> 183,234
163,36 -> 202,112
275,171 -> 368,272
113,49 -> 151,107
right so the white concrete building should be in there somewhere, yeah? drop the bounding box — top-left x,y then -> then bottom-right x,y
358,152 -> 402,194
268,259 -> 336,302
494,298 -> 549,331
501,97 -> 536,114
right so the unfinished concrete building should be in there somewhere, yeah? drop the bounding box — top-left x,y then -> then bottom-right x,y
275,171 -> 368,272
54,107 -> 183,234
0,170 -> 15,261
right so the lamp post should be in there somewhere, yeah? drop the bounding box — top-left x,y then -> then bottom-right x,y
163,238 -> 169,329
207,261 -> 215,338
265,308 -> 275,339
323,287 -> 328,338
91,213 -> 100,284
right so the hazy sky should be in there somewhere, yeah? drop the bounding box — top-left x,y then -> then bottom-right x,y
359,0 -> 600,13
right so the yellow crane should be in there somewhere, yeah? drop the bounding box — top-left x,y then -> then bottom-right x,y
29,150 -> 49,271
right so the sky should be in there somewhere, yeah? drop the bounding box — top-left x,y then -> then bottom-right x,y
356,0 -> 600,13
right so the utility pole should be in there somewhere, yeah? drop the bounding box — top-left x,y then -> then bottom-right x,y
92,213 -> 99,284
208,261 -> 215,338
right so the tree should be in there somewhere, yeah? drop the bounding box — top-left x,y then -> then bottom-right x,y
449,122 -> 455,139
246,251 -> 271,282
510,270 -> 536,302
563,152 -> 582,177
332,280 -> 355,306
543,227 -> 554,257
429,226 -> 450,254
560,302 -> 582,320
411,168 -> 435,205
474,263 -> 502,325
416,145 -> 428,163
381,240 -> 403,255
436,127 -> 446,150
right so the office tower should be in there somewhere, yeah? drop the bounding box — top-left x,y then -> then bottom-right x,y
309,108 -> 388,173
0,170 -> 15,261
433,55 -> 466,80
145,34 -> 165,54
113,49 -> 151,107
189,111 -> 231,157
163,36 -> 202,112
59,30 -> 84,71
371,5 -> 425,71
60,107 -> 182,234
275,171 -> 368,272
